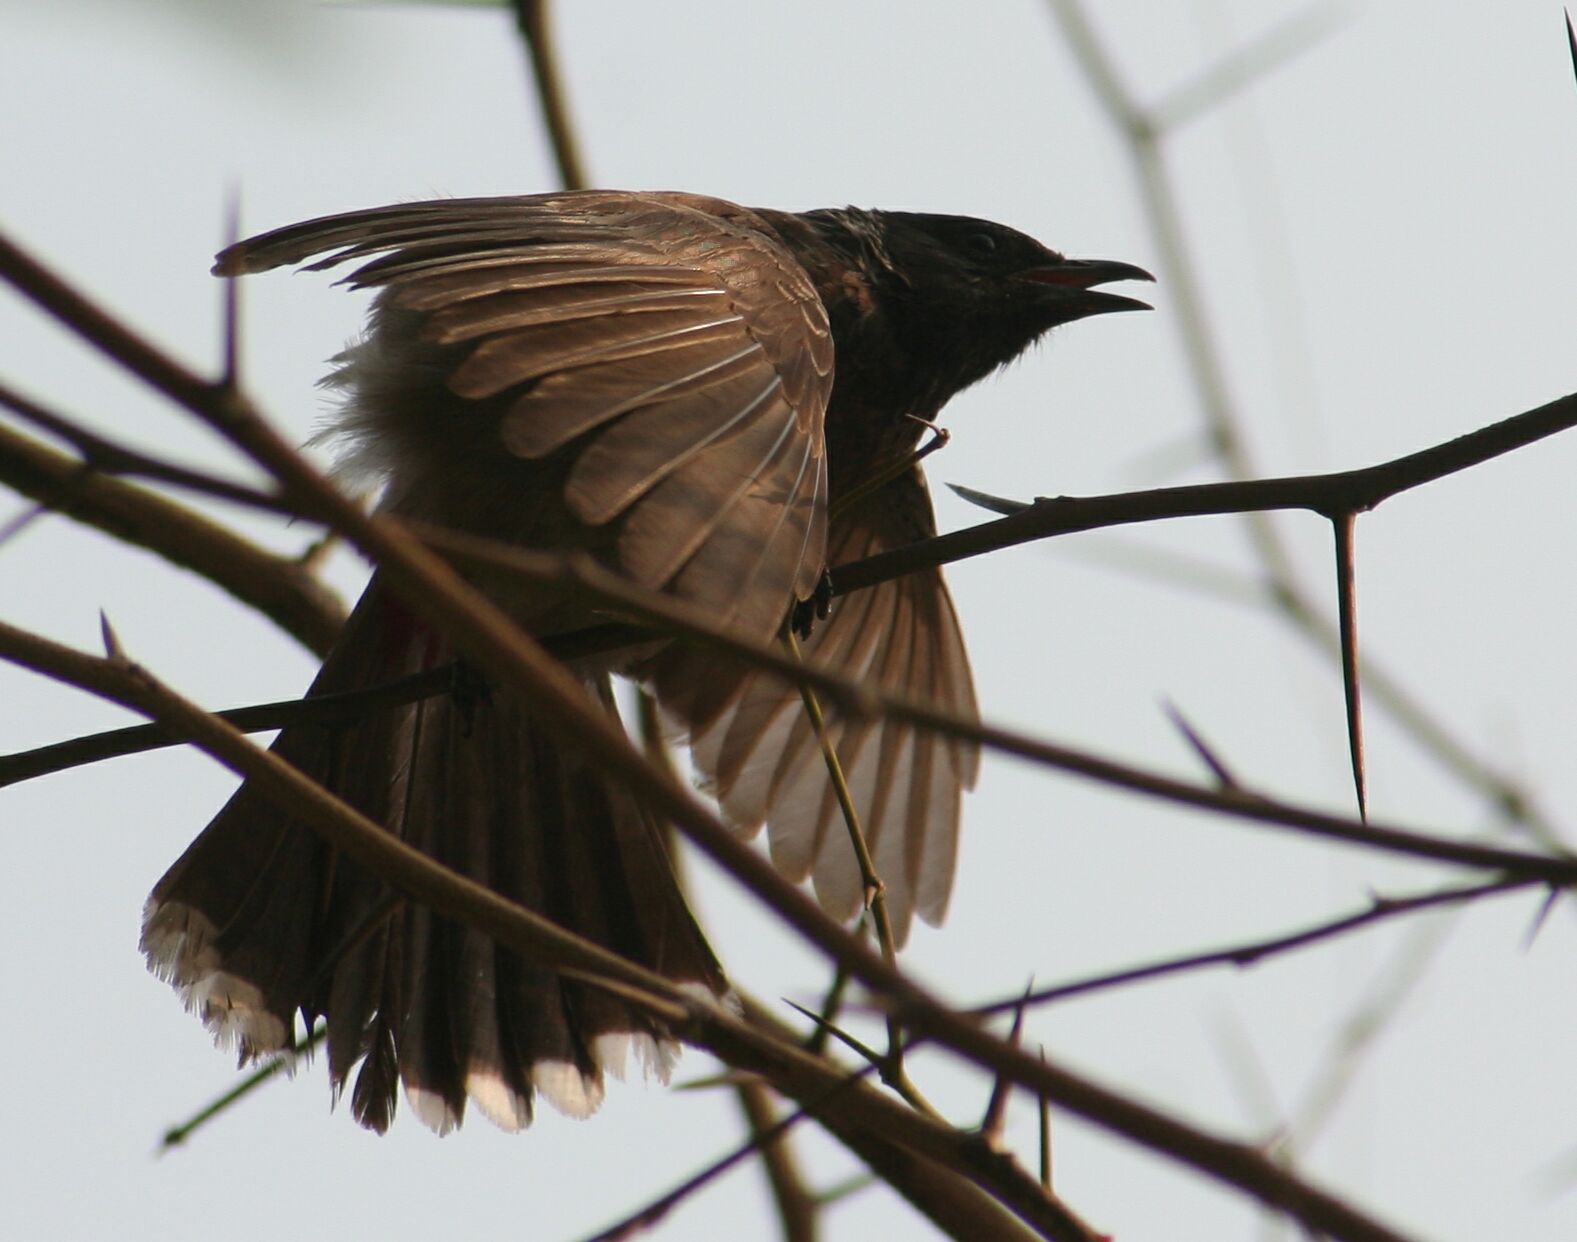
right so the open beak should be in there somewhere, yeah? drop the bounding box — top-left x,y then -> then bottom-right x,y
1016,257 -> 1155,317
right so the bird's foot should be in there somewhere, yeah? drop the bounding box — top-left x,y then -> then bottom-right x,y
449,659 -> 492,736
790,569 -> 835,640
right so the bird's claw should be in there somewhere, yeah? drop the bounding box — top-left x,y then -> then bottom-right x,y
449,659 -> 492,736
790,569 -> 835,640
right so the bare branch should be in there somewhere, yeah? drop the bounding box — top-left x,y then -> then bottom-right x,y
0,666 -> 443,788
873,389 -> 1577,595
511,0 -> 589,190
1037,1049 -> 1053,1191
13,517 -> 1576,889
2,588 -> 1420,1240
975,876 -> 1535,1014
417,527 -> 1577,880
0,418 -> 343,655
0,382 -> 286,514
1161,699 -> 1240,789
160,1025 -> 325,1152
0,617 -> 693,1011
782,625 -> 909,1080
1150,2 -> 1348,132
583,1082 -> 842,1242
8,610 -> 1099,1238
0,231 -> 225,417
736,1081 -> 820,1242
1047,0 -> 1570,861
1048,0 -> 1303,584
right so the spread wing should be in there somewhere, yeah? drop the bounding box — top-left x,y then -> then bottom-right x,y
645,467 -> 979,941
217,191 -> 833,631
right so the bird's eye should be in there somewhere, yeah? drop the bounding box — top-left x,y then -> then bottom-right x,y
963,232 -> 998,259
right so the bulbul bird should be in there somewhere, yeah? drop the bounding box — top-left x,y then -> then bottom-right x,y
142,190 -> 1151,1134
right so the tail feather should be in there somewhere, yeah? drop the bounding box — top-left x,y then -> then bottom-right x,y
142,579 -> 725,1134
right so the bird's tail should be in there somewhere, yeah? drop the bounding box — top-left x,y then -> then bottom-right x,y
141,579 -> 724,1133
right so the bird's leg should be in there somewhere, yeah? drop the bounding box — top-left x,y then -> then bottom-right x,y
448,658 -> 492,737
904,413 -> 952,465
793,419 -> 950,639
829,418 -> 951,521
789,567 -> 834,640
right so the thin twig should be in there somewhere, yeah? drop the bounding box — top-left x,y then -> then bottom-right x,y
783,628 -> 896,958
14,517 -> 1577,888
782,626 -> 909,1078
981,985 -> 1032,1148
1047,0 -> 1570,859
973,876 -> 1536,1014
413,523 -> 1577,881
1038,1048 -> 1053,1191
1150,2 -> 1348,132
1049,0 -> 1304,591
0,382 -> 286,513
10,381 -> 1574,796
0,666 -> 450,788
886,387 -> 1577,593
584,1082 -> 847,1242
784,996 -> 944,1122
1162,699 -> 1240,788
0,419 -> 343,655
0,619 -> 694,1012
511,0 -> 589,190
735,1080 -> 820,1242
0,238 -> 1086,1239
803,917 -> 862,1058
8,600 -> 1063,1239
160,1024 -> 325,1151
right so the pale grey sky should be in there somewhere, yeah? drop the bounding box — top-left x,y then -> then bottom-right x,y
3,3 -> 1576,1240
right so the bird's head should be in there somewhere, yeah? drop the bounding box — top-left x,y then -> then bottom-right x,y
807,208 -> 1153,414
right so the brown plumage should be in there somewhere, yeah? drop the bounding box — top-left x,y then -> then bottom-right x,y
141,190 -> 1151,1133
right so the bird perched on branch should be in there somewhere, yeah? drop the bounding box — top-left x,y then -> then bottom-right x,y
142,190 -> 1151,1134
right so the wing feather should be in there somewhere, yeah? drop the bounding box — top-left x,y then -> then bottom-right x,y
647,468 -> 978,943
564,364 -> 783,524
616,388 -> 799,588
217,190 -> 834,631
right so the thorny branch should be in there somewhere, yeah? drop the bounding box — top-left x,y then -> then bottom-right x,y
1044,0 -> 1564,852
4,14 -> 1575,1238
974,875 -> 1537,1013
8,390 -> 1574,819
0,614 -> 1070,1241
10,510 -> 1576,889
1044,8 -> 1575,1224
0,228 -> 1446,1242
0,415 -> 343,655
837,387 -> 1577,596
